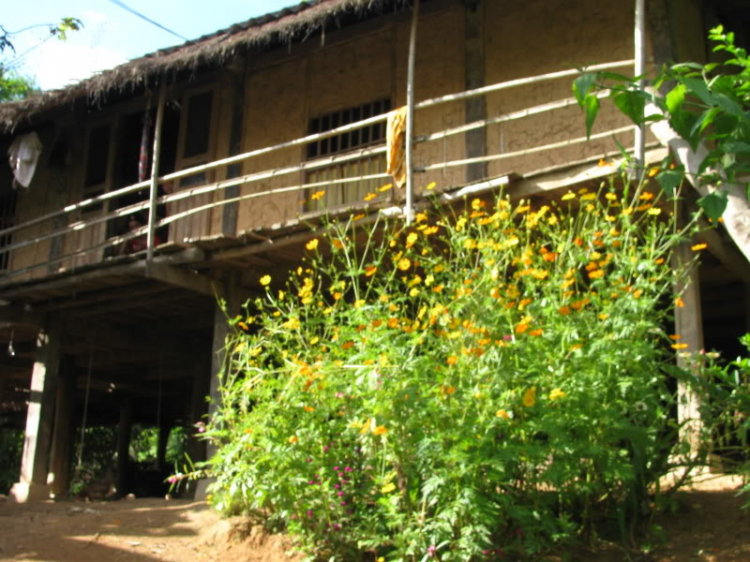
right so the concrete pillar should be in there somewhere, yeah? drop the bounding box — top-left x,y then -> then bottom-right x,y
116,398 -> 133,496
48,357 -> 76,498
464,0 -> 487,183
673,240 -> 705,452
10,314 -> 62,502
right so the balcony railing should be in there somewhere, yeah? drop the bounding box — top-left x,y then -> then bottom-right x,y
0,60 -> 637,284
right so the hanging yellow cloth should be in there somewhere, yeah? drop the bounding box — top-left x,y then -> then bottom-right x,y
386,106 -> 408,189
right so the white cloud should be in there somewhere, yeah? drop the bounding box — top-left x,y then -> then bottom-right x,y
26,42 -> 128,90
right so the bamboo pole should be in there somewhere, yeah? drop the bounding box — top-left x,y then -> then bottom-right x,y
147,83 -> 167,262
417,92 -> 610,144
405,0 -> 420,225
633,0 -> 646,175
416,59 -> 634,109
419,125 -> 634,171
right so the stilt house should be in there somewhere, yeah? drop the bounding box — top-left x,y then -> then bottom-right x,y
0,0 -> 748,501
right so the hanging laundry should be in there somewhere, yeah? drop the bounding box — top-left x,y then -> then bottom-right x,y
138,109 -> 152,182
386,106 -> 407,189
7,132 -> 42,188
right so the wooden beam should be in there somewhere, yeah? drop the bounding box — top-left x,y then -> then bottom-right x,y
0,304 -> 44,328
146,263 -> 222,297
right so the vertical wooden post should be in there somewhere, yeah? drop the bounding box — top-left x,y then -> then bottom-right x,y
633,0 -> 646,175
464,0 -> 487,183
195,274 -> 237,500
223,60 -> 247,236
116,398 -> 133,497
48,356 -> 76,498
10,314 -> 62,502
147,82 -> 167,262
673,240 -> 705,453
404,0 -> 420,225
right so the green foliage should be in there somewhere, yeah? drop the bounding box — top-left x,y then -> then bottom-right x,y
130,424 -> 188,465
0,65 -> 36,101
687,335 -> 750,508
0,428 -> 23,494
70,426 -> 116,496
0,17 -> 82,101
574,25 -> 750,220
198,173 -> 708,560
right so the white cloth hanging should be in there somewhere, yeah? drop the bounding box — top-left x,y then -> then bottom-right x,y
7,132 -> 42,188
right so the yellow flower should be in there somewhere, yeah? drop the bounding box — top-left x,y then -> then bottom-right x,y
310,190 -> 326,200
605,192 -> 618,201
409,288 -> 420,297
588,269 -> 605,279
675,296 -> 685,308
425,181 -> 437,190
398,257 -> 411,271
648,167 -> 659,177
352,213 -> 365,221
671,343 -> 689,350
691,243 -> 708,251
669,334 -> 681,340
378,183 -> 393,192
561,192 -> 576,201
381,482 -> 396,494
496,409 -> 509,420
364,192 -> 377,201
647,207 -> 661,216
283,317 -> 301,330
260,274 -> 272,286
523,387 -> 536,407
373,425 -> 388,436
515,323 -> 529,334
549,388 -> 566,401
288,435 -> 299,444
365,265 -> 378,277
446,355 -> 458,366
305,238 -> 319,251
406,232 -> 419,248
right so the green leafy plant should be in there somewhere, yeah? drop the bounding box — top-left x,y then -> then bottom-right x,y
573,25 -> 750,220
193,171 -> 715,560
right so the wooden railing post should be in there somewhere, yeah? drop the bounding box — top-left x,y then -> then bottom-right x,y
147,82 -> 167,263
405,0 -> 419,226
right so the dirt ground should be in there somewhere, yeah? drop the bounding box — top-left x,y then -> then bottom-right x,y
0,475 -> 746,562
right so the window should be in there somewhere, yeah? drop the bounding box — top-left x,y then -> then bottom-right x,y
306,99 -> 390,211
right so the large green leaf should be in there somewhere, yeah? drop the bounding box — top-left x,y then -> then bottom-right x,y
613,90 -> 646,125
698,190 -> 729,220
665,83 -> 686,114
583,94 -> 600,139
655,170 -> 683,196
573,73 -> 597,107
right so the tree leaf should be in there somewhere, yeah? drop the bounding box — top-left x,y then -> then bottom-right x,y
698,190 -> 729,220
720,141 -> 750,154
583,94 -> 600,139
613,90 -> 646,125
573,73 -> 597,107
655,170 -> 683,196
665,84 -> 686,114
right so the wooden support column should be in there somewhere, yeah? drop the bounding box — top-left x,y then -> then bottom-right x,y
187,359 -> 211,463
10,314 -> 62,502
673,240 -> 705,453
222,61 -> 247,236
196,274 -> 239,500
464,0 -> 487,183
116,398 -> 133,497
48,357 -> 76,498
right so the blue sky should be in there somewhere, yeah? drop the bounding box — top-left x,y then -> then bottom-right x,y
3,0 -> 295,90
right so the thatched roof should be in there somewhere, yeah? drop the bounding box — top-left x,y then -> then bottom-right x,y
0,0 -> 401,133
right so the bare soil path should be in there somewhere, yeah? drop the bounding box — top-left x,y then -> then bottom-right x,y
0,476 -> 746,562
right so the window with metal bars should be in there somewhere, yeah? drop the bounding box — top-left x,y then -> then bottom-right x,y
305,99 -> 390,210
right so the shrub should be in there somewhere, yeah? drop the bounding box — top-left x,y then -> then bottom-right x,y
203,174 -> 700,560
